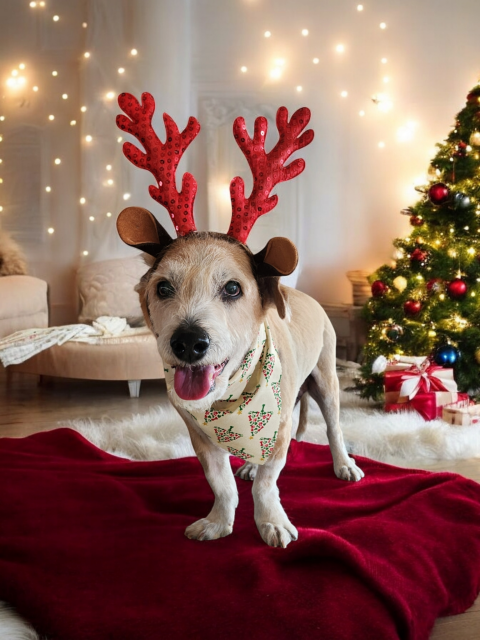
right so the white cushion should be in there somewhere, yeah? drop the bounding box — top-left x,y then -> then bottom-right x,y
77,256 -> 148,325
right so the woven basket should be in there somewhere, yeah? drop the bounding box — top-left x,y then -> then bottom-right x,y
346,270 -> 371,306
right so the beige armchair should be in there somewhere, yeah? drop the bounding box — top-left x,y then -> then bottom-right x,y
0,275 -> 49,338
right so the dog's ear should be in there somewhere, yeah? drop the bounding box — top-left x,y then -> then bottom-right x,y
117,207 -> 173,256
254,238 -> 298,320
253,237 -> 298,277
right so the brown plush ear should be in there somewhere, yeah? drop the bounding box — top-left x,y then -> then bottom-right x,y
117,207 -> 173,257
253,237 -> 298,277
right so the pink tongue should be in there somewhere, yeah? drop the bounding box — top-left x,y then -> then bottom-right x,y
174,365 -> 216,400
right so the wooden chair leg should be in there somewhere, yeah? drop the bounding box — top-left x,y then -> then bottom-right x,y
128,380 -> 141,398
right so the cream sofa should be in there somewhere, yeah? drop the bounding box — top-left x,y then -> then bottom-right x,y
9,257 -> 164,397
0,275 -> 49,338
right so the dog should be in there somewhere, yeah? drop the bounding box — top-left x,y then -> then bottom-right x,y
116,92 -> 364,548
0,229 -> 27,276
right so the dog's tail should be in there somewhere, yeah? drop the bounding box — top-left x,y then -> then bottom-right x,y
296,392 -> 309,441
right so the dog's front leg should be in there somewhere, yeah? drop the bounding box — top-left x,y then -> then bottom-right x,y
181,414 -> 238,541
252,425 -> 298,548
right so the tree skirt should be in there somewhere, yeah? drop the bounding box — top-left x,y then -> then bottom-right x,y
0,429 -> 480,640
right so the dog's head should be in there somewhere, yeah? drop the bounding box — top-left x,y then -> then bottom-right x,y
115,92 -> 313,411
118,208 -> 297,411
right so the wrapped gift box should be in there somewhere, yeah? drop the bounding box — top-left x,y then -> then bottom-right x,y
384,359 -> 459,421
386,392 -> 468,421
442,400 -> 480,426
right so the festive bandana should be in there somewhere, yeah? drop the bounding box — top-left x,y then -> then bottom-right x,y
164,323 -> 282,465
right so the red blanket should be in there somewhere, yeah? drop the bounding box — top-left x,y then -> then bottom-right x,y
0,429 -> 479,640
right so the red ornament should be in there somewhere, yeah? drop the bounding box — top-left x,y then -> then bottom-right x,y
410,248 -> 428,265
410,215 -> 424,227
404,300 -> 422,316
426,278 -> 443,294
467,88 -> 480,106
371,280 -> 388,297
454,141 -> 468,158
447,278 -> 467,299
428,183 -> 450,205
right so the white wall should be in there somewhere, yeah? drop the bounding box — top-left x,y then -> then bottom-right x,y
0,0 -> 479,323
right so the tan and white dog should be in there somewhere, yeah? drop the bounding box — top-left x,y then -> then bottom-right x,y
115,92 -> 364,548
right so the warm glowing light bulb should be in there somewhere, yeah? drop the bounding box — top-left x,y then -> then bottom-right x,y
89,216 -> 95,221
0,206 -> 3,211
301,29 -> 309,36
105,91 -> 115,100
45,186 -> 51,192
54,158 -> 61,164
357,4 -> 364,10
381,57 -> 388,63
107,179 -> 113,185
335,44 -> 345,53
123,193 -> 131,200
62,93 -> 68,99
84,52 -> 90,58
359,110 -> 365,116
380,22 -> 386,29
313,57 -> 319,64
70,120 -> 76,126
117,136 -> 123,143
19,63 -> 25,70
118,67 -> 125,74
130,48 -> 138,55
52,70 -> 58,76
82,250 -> 89,256
340,90 -> 348,97
383,76 -> 390,83
48,227 -> 54,234
39,1 -> 45,5
30,1 -> 37,6
106,164 -> 112,171
264,31 -> 271,38
0,117 -> 4,121
53,15 -> 59,21
81,106 -> 87,112
240,66 -> 247,73
269,68 -> 282,79
85,135 -> 93,142
378,141 -> 385,148
80,197 -> 86,204
82,22 -> 87,28
106,212 -> 112,217
11,70 -> 18,77
33,86 -> 38,91
48,115 -> 54,121
296,85 -> 303,92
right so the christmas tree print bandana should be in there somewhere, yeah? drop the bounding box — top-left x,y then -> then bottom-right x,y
165,323 -> 282,465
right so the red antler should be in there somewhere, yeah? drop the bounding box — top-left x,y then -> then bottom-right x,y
228,106 -> 314,244
116,92 -> 201,237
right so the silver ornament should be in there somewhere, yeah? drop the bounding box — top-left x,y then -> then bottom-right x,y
452,192 -> 471,210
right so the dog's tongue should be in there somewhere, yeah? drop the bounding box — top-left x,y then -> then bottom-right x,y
174,365 -> 215,400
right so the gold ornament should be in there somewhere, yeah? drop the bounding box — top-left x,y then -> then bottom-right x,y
393,276 -> 408,292
475,347 -> 480,364
469,131 -> 480,147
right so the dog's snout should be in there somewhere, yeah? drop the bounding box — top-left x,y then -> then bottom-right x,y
170,325 -> 210,363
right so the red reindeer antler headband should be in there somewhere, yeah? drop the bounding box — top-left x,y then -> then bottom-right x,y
116,92 -> 314,244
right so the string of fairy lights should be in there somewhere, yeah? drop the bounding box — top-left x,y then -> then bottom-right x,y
0,2 -> 140,257
1,1 -> 474,259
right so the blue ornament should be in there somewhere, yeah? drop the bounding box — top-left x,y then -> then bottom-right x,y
433,345 -> 460,367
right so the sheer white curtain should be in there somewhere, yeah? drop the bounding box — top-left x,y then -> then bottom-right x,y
79,0 -> 193,262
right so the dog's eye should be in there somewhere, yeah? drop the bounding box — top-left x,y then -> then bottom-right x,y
222,280 -> 242,299
157,280 -> 175,298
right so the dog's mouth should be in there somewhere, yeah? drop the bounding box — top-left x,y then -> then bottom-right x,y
173,359 -> 228,401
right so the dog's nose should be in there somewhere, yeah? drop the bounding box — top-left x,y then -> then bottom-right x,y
170,325 -> 210,363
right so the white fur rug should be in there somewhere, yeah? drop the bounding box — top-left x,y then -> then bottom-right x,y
65,365 -> 480,467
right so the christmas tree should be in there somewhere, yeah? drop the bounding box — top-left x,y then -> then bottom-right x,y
357,82 -> 480,400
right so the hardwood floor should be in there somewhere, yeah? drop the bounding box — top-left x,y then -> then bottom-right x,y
1,368 -> 479,639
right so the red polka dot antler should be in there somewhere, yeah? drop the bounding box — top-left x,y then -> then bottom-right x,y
228,106 -> 314,244
116,92 -> 200,237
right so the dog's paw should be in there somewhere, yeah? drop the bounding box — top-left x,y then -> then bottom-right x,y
257,521 -> 298,548
334,457 -> 364,482
184,518 -> 233,541
235,462 -> 258,481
